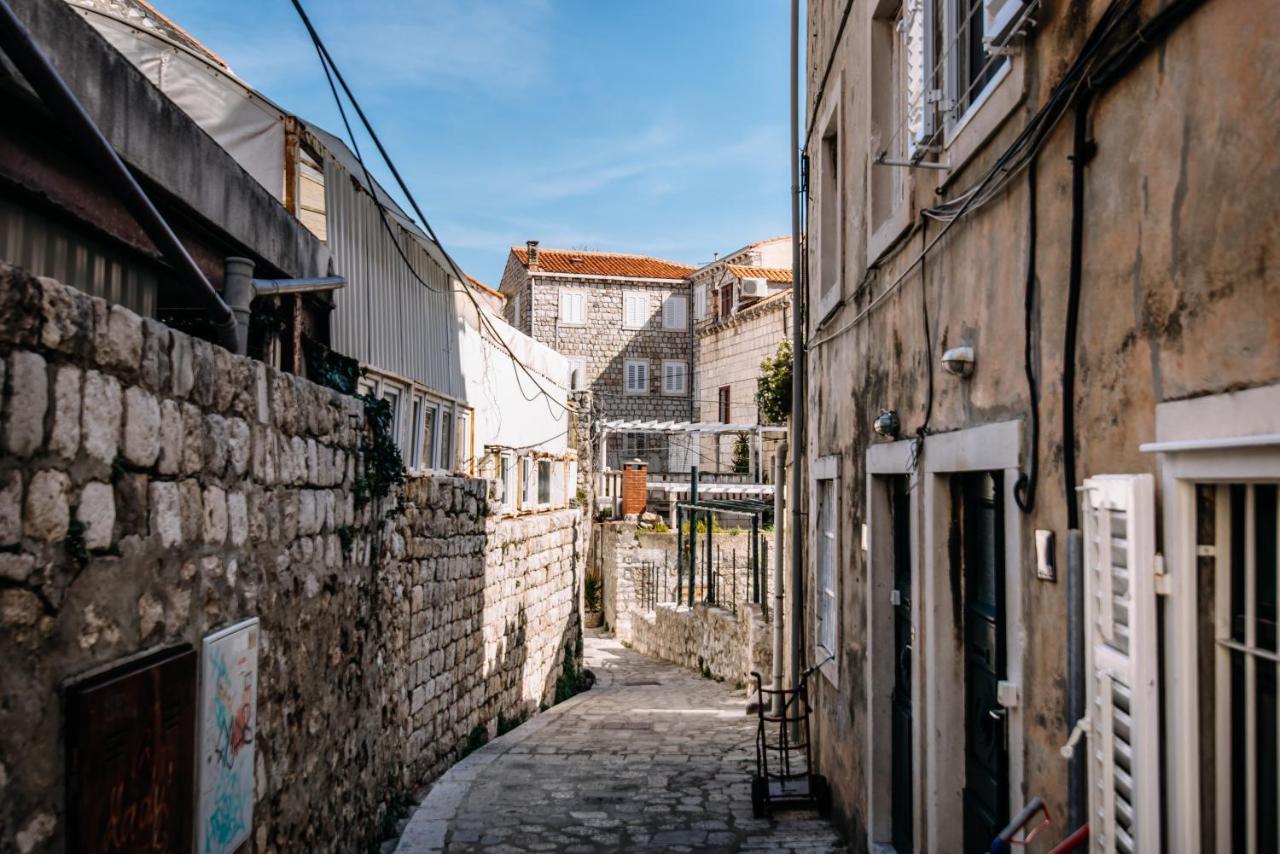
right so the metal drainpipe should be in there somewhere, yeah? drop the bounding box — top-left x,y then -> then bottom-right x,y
773,441 -> 787,715
787,0 -> 806,695
0,0 -> 237,351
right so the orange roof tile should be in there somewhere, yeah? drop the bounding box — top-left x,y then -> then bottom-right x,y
726,265 -> 793,284
513,247 -> 694,280
465,273 -> 505,302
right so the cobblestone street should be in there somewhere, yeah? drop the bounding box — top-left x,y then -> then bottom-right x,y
395,634 -> 846,853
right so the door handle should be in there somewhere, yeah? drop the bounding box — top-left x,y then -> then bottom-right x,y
989,707 -> 1008,751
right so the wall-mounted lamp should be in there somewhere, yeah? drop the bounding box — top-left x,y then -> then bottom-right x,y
873,409 -> 901,439
942,345 -> 975,378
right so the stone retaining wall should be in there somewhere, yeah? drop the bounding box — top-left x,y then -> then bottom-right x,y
0,266 -> 582,853
596,521 -> 771,687
627,602 -> 771,686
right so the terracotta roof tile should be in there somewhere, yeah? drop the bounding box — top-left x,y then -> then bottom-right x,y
465,273 -> 505,302
513,247 -> 694,280
726,265 -> 793,284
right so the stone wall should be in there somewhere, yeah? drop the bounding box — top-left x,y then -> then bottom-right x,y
595,521 -> 772,686
694,293 -> 790,473
0,266 -> 583,853
628,602 -> 771,687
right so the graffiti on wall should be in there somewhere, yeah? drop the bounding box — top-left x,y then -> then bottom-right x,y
197,618 -> 259,854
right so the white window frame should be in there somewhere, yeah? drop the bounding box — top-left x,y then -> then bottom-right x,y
559,290 -> 587,325
500,451 -> 516,512
624,359 -> 650,396
1144,383 -> 1280,854
521,455 -> 534,509
867,0 -> 918,265
663,294 -> 688,330
933,0 -> 1025,173
661,360 -> 687,396
814,80 -> 844,323
380,383 -> 404,457
408,393 -> 425,470
812,454 -> 841,686
623,291 -> 649,330
537,458 -> 553,506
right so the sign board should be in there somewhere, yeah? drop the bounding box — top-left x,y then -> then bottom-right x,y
66,644 -> 197,853
196,618 -> 259,854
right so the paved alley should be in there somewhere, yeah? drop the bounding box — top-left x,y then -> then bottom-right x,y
395,634 -> 846,853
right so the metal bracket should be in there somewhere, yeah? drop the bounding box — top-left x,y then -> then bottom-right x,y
1060,715 -> 1091,758
1154,553 -> 1171,596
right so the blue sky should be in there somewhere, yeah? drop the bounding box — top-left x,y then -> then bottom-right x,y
156,0 -> 794,285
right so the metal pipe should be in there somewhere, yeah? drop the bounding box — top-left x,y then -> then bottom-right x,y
788,0 -> 806,697
1066,527 -> 1085,829
253,276 -> 347,296
223,257 -> 255,356
773,442 -> 787,715
0,0 -> 237,351
688,466 -> 699,607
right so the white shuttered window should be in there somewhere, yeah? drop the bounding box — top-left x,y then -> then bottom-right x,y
1083,474 -> 1160,854
624,359 -> 649,395
663,294 -> 688,329
662,361 -> 687,395
816,475 -> 838,657
623,292 -> 648,329
559,291 -> 586,324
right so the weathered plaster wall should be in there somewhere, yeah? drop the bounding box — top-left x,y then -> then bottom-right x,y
0,266 -> 583,853
802,0 -> 1280,847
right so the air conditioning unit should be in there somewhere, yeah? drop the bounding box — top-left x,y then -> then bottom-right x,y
740,278 -> 770,299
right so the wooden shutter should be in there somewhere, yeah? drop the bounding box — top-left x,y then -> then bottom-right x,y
625,293 -> 646,328
1083,474 -> 1160,854
664,295 -> 687,329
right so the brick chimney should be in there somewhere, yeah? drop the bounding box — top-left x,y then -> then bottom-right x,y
526,240 -> 540,271
621,459 -> 648,517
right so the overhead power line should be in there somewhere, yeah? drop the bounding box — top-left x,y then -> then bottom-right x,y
289,0 -> 569,420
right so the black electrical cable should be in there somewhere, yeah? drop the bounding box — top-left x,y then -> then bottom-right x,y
1062,99 -> 1093,532
291,0 -> 570,418
1014,157 -> 1040,514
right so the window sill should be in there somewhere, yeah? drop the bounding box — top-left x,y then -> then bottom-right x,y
941,59 -> 1024,184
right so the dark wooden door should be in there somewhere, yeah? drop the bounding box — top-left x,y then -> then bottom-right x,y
890,476 -> 914,853
959,472 -> 1008,853
66,644 -> 196,854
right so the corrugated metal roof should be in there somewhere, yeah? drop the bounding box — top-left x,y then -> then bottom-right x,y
512,246 -> 694,280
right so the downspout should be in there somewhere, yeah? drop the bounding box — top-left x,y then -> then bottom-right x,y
1063,94 -> 1093,833
0,0 -> 237,352
773,441 -> 787,714
223,257 -> 346,356
788,0 -> 806,695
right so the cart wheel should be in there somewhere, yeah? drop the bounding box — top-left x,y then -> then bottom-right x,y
811,774 -> 832,818
751,775 -> 768,818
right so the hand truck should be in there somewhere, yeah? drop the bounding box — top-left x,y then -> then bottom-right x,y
749,666 -> 832,819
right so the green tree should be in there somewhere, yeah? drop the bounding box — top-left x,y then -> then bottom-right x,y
755,340 -> 792,425
732,433 -> 750,474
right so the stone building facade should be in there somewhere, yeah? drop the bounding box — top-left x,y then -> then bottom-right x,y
688,238 -> 792,476
800,0 -> 1279,851
0,266 -> 584,853
498,243 -> 696,472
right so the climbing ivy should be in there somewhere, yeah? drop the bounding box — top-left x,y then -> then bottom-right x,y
302,338 -> 362,396
354,393 -> 405,508
755,340 -> 792,425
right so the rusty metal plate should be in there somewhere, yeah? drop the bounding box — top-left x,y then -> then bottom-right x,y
65,644 -> 196,853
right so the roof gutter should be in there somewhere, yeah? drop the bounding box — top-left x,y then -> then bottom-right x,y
0,0 -> 238,352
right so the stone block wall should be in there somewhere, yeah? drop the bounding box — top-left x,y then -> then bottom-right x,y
628,602 -> 772,687
595,521 -> 772,686
0,266 -> 582,853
